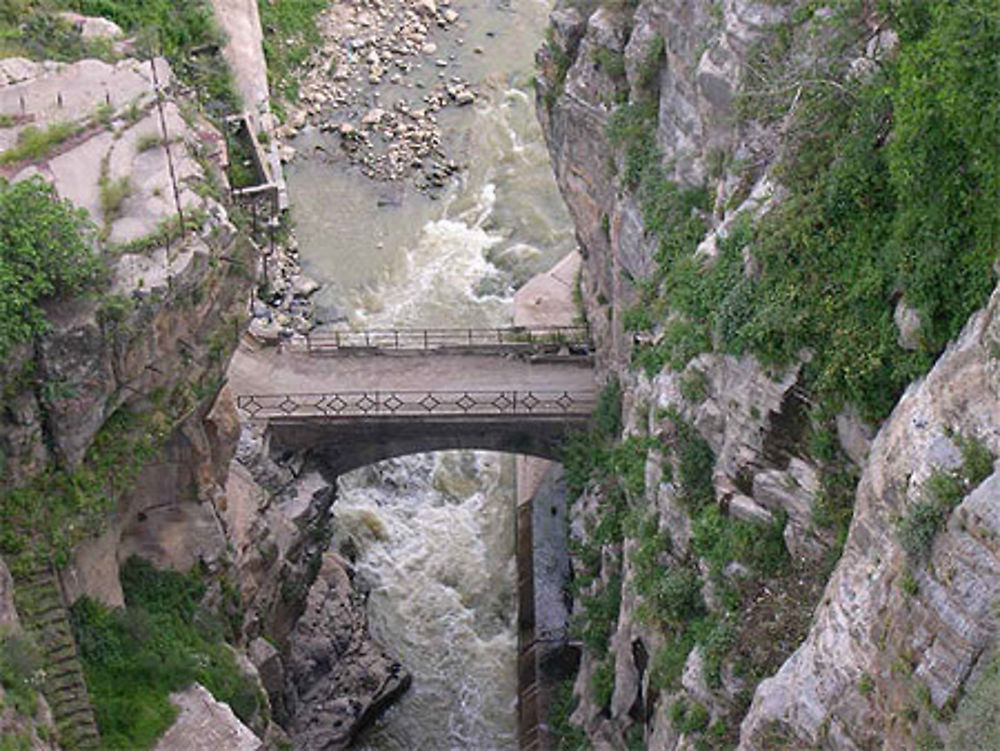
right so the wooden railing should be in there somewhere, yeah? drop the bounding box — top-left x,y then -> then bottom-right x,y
236,389 -> 597,420
305,325 -> 591,354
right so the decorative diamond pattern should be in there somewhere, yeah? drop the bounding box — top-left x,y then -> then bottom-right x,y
233,389 -> 592,420
491,394 -> 513,412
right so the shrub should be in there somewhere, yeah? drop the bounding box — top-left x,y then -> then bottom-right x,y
0,177 -> 102,357
958,436 -> 995,488
897,498 -> 947,563
671,698 -> 710,734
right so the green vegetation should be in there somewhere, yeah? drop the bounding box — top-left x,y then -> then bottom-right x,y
70,557 -> 258,749
671,697 -> 710,734
947,647 -> 1000,750
540,27 -> 574,110
617,0 -> 1000,423
897,435 -> 995,562
0,627 -> 43,716
0,177 -> 102,358
92,0 -> 237,111
0,4 -> 114,61
0,407 -> 160,571
135,132 -> 163,153
99,174 -> 132,222
0,121 -> 77,164
257,0 -> 329,114
548,679 -> 590,751
591,47 -> 626,83
590,657 -> 615,707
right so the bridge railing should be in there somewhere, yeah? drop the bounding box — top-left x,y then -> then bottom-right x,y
236,389 -> 597,420
305,325 -> 591,354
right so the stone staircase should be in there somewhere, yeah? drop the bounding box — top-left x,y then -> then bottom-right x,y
14,566 -> 101,750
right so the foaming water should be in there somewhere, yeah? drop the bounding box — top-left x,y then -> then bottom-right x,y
334,453 -> 518,751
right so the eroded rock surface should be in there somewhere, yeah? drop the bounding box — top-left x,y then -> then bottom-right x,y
285,553 -> 411,751
154,684 -> 262,751
740,287 -> 1000,750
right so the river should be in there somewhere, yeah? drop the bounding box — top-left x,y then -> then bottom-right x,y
284,0 -> 573,747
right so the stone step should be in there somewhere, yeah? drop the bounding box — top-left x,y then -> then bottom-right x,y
54,698 -> 97,723
45,642 -> 76,667
12,564 -> 102,749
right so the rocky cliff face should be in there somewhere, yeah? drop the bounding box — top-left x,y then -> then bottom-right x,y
1,9 -> 409,751
536,0 -> 1000,748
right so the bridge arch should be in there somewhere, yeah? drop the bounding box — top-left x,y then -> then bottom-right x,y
263,413 -> 586,477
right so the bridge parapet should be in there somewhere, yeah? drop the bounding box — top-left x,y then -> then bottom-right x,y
305,325 -> 591,355
236,389 -> 597,420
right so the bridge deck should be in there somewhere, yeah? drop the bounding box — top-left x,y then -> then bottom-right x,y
228,341 -> 596,398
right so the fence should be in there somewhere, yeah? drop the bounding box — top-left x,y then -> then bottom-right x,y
236,389 -> 597,420
305,325 -> 591,354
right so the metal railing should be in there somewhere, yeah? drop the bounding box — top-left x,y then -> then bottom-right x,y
236,389 -> 597,420
305,325 -> 591,354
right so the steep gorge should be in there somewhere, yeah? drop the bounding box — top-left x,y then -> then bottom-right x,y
535,0 -> 1000,748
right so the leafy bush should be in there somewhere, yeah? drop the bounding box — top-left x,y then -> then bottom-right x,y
641,566 -> 704,629
897,498 -> 948,562
70,557 -> 257,750
0,177 -> 102,358
671,698 -> 710,734
958,436 -> 995,488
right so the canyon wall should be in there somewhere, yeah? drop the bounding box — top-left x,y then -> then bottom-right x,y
536,0 -> 1000,748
